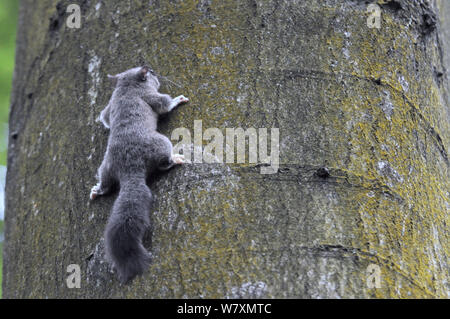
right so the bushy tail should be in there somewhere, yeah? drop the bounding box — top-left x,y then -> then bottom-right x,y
104,177 -> 153,284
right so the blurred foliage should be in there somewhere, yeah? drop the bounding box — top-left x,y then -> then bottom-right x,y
0,0 -> 19,298
0,220 -> 3,297
0,0 -> 19,166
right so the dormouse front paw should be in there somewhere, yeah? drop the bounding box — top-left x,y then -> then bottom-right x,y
169,95 -> 189,111
90,183 -> 101,200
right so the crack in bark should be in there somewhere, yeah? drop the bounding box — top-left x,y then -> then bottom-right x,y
243,164 -> 405,203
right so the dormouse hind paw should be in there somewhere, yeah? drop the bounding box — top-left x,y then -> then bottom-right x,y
175,95 -> 189,106
172,154 -> 185,164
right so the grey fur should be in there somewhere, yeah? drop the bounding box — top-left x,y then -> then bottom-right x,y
90,66 -> 188,284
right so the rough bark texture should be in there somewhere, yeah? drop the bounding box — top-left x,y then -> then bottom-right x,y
3,0 -> 449,298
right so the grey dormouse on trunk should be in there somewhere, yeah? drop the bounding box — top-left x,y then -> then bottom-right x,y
90,66 -> 189,284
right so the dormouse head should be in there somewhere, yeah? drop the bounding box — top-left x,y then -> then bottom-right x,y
107,66 -> 160,90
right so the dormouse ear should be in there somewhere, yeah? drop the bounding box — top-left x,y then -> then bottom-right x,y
107,74 -> 118,86
138,66 -> 150,81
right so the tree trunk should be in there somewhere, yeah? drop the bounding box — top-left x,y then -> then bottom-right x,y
3,0 -> 449,298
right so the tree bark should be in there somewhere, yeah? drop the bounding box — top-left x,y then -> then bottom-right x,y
3,0 -> 449,298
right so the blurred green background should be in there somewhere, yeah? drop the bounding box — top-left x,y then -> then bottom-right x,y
0,0 -> 20,297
